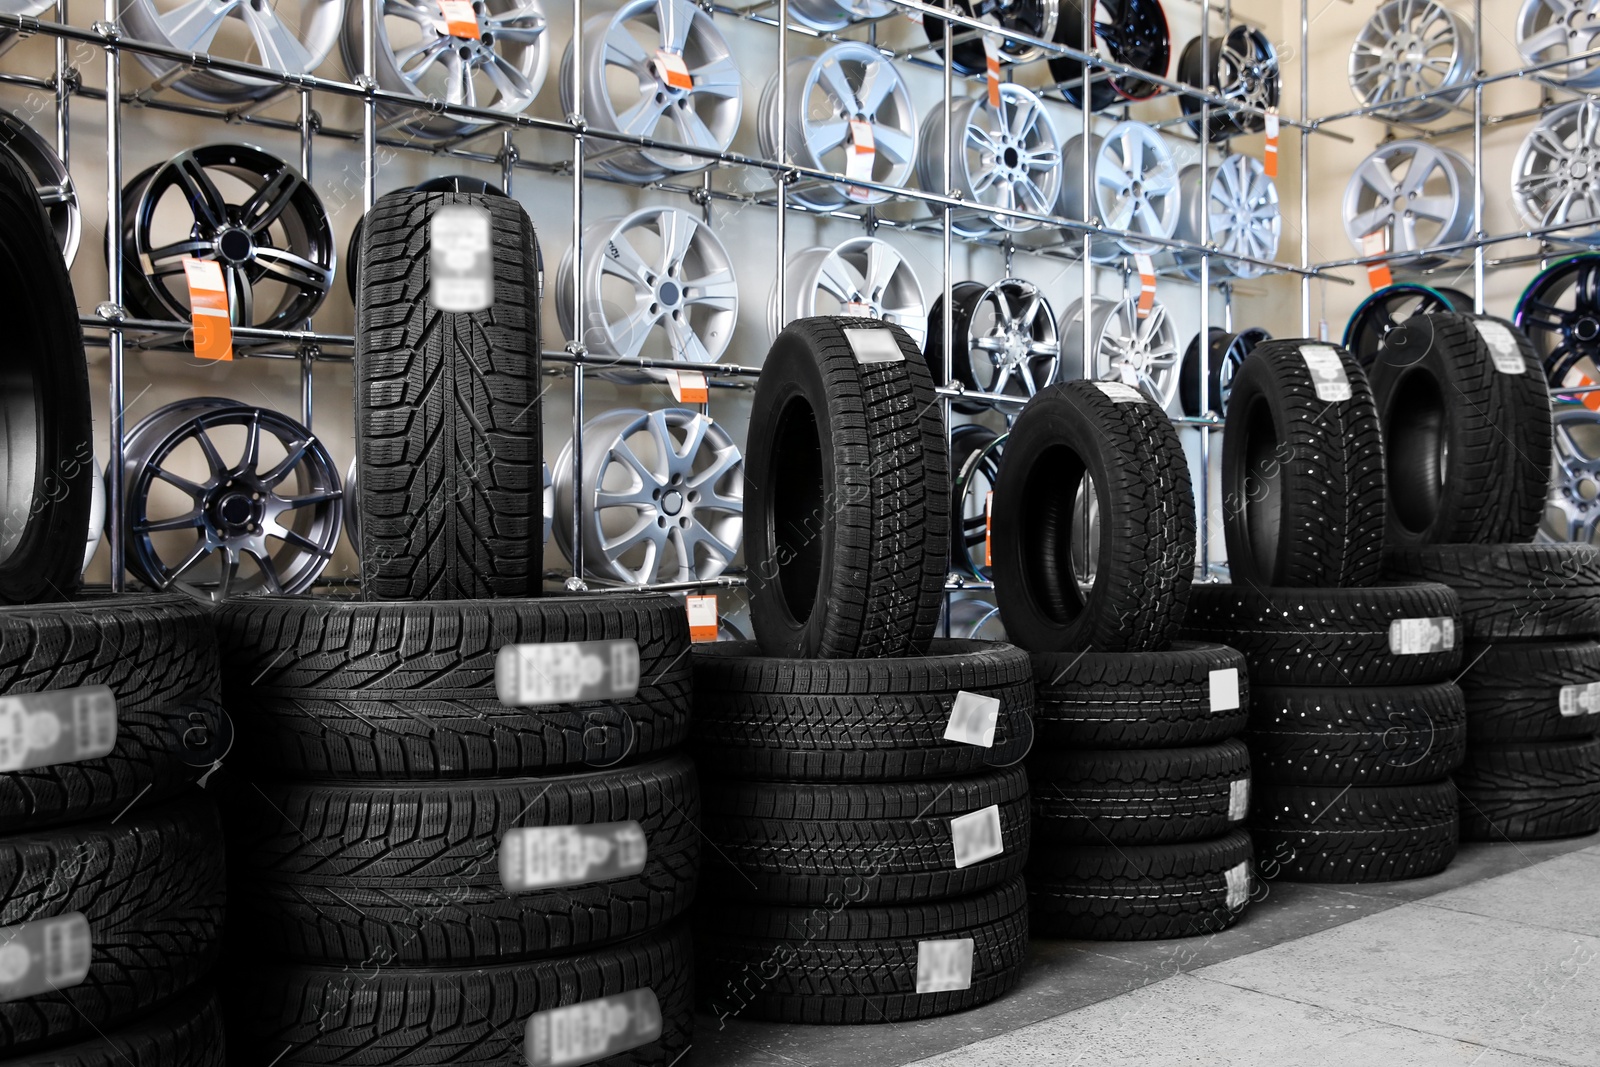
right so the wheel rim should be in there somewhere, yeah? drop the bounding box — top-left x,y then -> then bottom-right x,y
1349,1 -> 1473,123
0,112 -> 78,266
1173,154 -> 1279,279
1060,295 -> 1181,409
920,84 -> 1061,237
772,237 -> 927,344
1179,27 -> 1279,140
1517,0 -> 1600,89
1181,325 -> 1270,416
122,0 -> 343,103
1061,122 -> 1179,259
122,398 -> 342,603
962,278 -> 1060,400
1547,402 -> 1600,544
945,595 -> 1008,641
123,144 -> 334,331
1514,253 -> 1600,385
788,0 -> 894,32
1343,283 -> 1458,365
0,0 -> 52,55
928,0 -> 1059,75
951,424 -> 1005,577
1342,140 -> 1473,268
1514,98 -> 1600,242
1050,0 -> 1170,105
553,407 -> 744,585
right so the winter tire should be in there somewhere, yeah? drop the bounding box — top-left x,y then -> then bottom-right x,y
1247,682 -> 1467,786
0,990 -> 224,1067
1456,738 -> 1600,840
1458,641 -> 1600,742
1029,739 -> 1251,845
1383,543 -> 1600,642
1249,779 -> 1458,882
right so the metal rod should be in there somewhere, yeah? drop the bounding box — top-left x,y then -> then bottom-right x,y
361,0 -> 376,211
1471,0 -> 1485,312
52,0 -> 66,167
939,0 -> 953,638
299,89 -> 314,430
102,7 -> 123,592
1197,0 -> 1211,579
568,0 -> 586,587
774,0 -> 789,343
1300,0 -> 1310,336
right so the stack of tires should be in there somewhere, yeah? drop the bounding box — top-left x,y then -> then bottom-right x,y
987,379 -> 1256,939
215,190 -> 698,1066
1369,315 -> 1600,842
693,317 -> 1032,1025
1184,339 -> 1469,883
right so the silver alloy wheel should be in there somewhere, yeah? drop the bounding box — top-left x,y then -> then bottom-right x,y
1513,99 -> 1600,242
121,397 -> 342,603
0,112 -> 78,266
918,84 -> 1061,238
1545,403 -> 1600,544
769,236 -> 927,344
944,596 -> 1008,641
1059,122 -> 1181,262
1059,295 -> 1182,410
556,207 -> 739,364
552,407 -> 744,585
123,0 -> 344,103
0,0 -> 52,57
758,42 -> 917,212
1343,140 -> 1474,268
1517,0 -> 1600,90
342,0 -> 548,140
786,0 -> 894,32
961,278 -> 1060,401
1173,155 -> 1280,280
562,0 -> 742,184
1349,0 -> 1474,123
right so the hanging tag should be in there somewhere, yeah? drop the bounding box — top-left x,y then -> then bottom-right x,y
524,989 -> 663,1067
1561,368 -> 1600,413
844,119 -> 876,203
916,939 -> 974,994
981,17 -> 1002,110
904,6 -> 922,23
666,369 -> 708,404
1362,230 -> 1393,291
1318,319 -> 1330,342
950,805 -> 1004,868
943,691 -> 1000,748
686,595 -> 718,643
1134,254 -> 1156,319
653,49 -> 693,91
437,0 -> 479,38
182,258 -> 232,362
1263,109 -> 1280,178
983,490 -> 993,568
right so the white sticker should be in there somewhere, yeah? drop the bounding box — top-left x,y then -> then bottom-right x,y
0,913 -> 91,1003
950,805 -> 1004,868
844,327 -> 905,364
1223,861 -> 1251,910
495,640 -> 640,707
1227,778 -> 1250,821
915,938 -> 974,994
429,204 -> 493,312
523,988 -> 663,1067
1473,320 -> 1526,374
0,687 -> 116,773
1300,345 -> 1353,402
1208,668 -> 1241,713
1558,681 -> 1600,717
1387,617 -> 1455,656
1096,381 -> 1148,403
500,822 -> 648,892
943,691 -> 1000,749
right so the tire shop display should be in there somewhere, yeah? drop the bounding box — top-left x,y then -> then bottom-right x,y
1051,0 -> 1171,111
926,278 -> 1060,410
1345,282 -> 1477,366
1343,140 -> 1475,269
1177,24 -> 1280,140
1179,325 -> 1270,417
918,82 -> 1062,238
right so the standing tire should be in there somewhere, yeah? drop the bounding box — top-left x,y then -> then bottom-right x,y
1456,738 -> 1600,841
745,317 -> 950,659
1383,544 -> 1600,642
1246,682 -> 1467,786
1249,779 -> 1458,882
354,189 -> 543,600
1030,642 -> 1249,749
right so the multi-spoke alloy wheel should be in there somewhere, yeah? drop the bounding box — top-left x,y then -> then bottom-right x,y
1517,0 -> 1600,91
1059,295 -> 1181,409
918,83 -> 1061,238
121,145 -> 334,331
1513,99 -> 1600,241
1342,140 -> 1474,269
770,236 -> 927,343
1050,0 -> 1171,111
1173,154 -> 1280,279
1060,122 -> 1180,262
562,0 -> 741,183
1349,0 -> 1474,123
1178,26 -> 1279,140
759,42 -> 917,212
1514,253 -> 1600,385
0,112 -> 78,265
121,397 -> 342,603
123,0 -> 343,103
553,407 -> 744,585
928,278 -> 1059,412
926,0 -> 1059,75
949,423 -> 1006,577
787,0 -> 893,32
1545,403 -> 1600,545
1179,325 -> 1270,417
1344,282 -> 1474,365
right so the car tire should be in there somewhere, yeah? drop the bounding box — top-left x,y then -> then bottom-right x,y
1457,641 -> 1600,743
1247,682 -> 1467,786
1456,738 -> 1600,841
1383,544 -> 1600,642
1248,779 -> 1458,882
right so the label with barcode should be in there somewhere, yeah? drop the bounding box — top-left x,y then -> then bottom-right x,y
0,913 -> 91,1002
1473,320 -> 1525,374
1301,345 -> 1352,402
500,821 -> 648,892
1208,669 -> 1240,713
915,938 -> 974,994
1096,381 -> 1147,403
1227,779 -> 1250,821
943,691 -> 999,749
0,687 -> 116,773
1558,681 -> 1600,717
1387,617 -> 1455,656
523,988 -> 662,1067
950,805 -> 1004,868
1223,861 -> 1251,909
844,327 -> 904,364
430,204 -> 493,312
495,641 -> 640,707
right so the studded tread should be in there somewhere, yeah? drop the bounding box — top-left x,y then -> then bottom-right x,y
1249,779 -> 1459,883
1247,682 -> 1467,786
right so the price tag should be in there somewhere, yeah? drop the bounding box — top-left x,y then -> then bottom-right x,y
981,16 -> 1002,110
904,6 -> 922,23
653,49 -> 693,91
666,369 -> 708,403
943,691 -> 999,748
1473,320 -> 1526,374
0,687 -> 116,773
1362,230 -> 1393,291
1387,617 -> 1455,656
430,204 -> 493,312
1096,381 -> 1148,403
687,595 -> 718,643
915,939 -> 974,994
983,490 -> 993,568
0,913 -> 91,1003
844,327 -> 904,364
1562,368 -> 1600,413
1263,109 -> 1280,178
1208,668 -> 1240,713
1224,861 -> 1251,909
1300,345 -> 1352,402
950,804 -> 1003,868
1134,254 -> 1156,319
182,258 -> 232,362
437,0 -> 479,38
1227,779 -> 1250,821
1558,681 -> 1600,717
500,821 -> 648,892
524,989 -> 663,1067
845,118 -> 876,202
495,640 -> 641,706
1319,319 -> 1330,342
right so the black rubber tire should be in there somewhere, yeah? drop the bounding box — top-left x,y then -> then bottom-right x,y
223,922 -> 692,1066
698,878 -> 1028,1025
746,317 -> 949,659
1031,641 -> 1249,749
1458,641 -> 1600,743
0,990 -> 224,1067
1028,829 -> 1254,940
1456,739 -> 1600,841
345,176 -> 507,298
1183,581 -> 1462,687
990,380 -> 1194,654
0,142 -> 93,604
221,754 -> 698,966
353,188 -> 542,600
923,281 -> 987,414
1248,780 -> 1459,882
1221,339 -> 1385,588
0,595 -> 225,831
1029,739 -> 1251,845
1383,544 -> 1600,642
699,765 -> 1029,905
690,639 -> 1034,781
213,594 -> 691,778
0,797 -> 226,1054
1371,313 -> 1552,548
1247,682 -> 1467,786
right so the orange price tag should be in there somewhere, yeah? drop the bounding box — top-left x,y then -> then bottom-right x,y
1263,109 -> 1280,178
686,594 -> 718,643
1361,231 -> 1393,291
845,118 -> 876,202
654,49 -> 693,91
983,490 -> 993,568
182,257 -> 232,362
667,369 -> 708,404
437,0 -> 479,39
1134,254 -> 1156,319
1563,368 -> 1600,412
981,15 -> 1002,110
843,301 -> 873,318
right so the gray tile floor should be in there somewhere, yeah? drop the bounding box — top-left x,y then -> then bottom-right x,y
695,835 -> 1600,1067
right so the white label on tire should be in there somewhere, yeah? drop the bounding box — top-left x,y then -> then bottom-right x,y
429,204 -> 493,312
1301,345 -> 1353,402
915,938 -> 974,994
495,641 -> 640,707
1208,668 -> 1241,712
1227,779 -> 1250,821
1474,320 -> 1526,374
523,988 -> 662,1067
944,691 -> 1000,748
1223,861 -> 1251,910
0,687 -> 116,773
1387,617 -> 1455,656
950,805 -> 1004,868
1095,381 -> 1148,403
844,327 -> 905,364
500,821 -> 648,892
1558,681 -> 1600,717
0,913 -> 90,1003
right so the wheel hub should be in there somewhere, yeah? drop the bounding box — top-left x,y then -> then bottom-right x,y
206,480 -> 260,535
661,489 -> 684,516
215,226 -> 254,265
657,279 -> 681,307
1577,316 -> 1600,342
